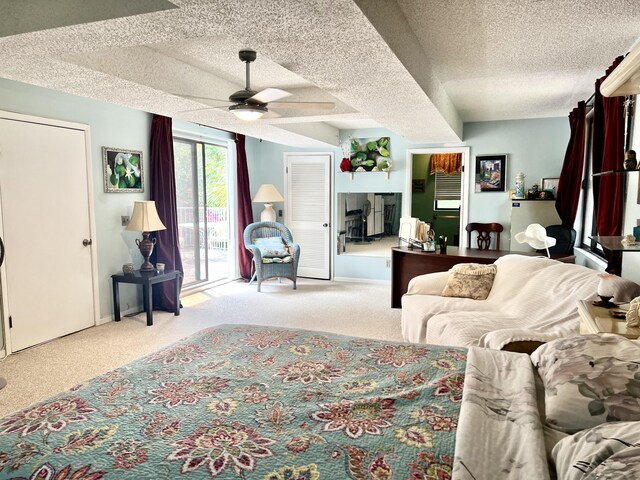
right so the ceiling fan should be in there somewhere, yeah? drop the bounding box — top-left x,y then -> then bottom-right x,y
177,49 -> 335,120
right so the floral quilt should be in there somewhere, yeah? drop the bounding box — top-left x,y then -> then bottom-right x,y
0,325 -> 467,479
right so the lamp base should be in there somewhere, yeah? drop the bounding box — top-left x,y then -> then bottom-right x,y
136,232 -> 157,273
593,296 -> 616,308
260,203 -> 277,222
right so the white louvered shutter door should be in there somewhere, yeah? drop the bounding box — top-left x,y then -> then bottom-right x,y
285,154 -> 331,279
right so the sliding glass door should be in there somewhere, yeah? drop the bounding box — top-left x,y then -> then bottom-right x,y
173,138 -> 230,286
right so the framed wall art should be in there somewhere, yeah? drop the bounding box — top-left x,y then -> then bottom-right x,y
103,147 -> 143,193
475,154 -> 506,192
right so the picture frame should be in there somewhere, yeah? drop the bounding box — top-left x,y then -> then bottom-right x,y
412,179 -> 426,193
541,177 -> 559,197
475,154 -> 506,192
102,147 -> 144,193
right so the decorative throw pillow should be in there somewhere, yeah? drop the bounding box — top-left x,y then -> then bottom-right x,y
552,421 -> 640,480
531,334 -> 640,433
441,263 -> 497,300
254,236 -> 290,258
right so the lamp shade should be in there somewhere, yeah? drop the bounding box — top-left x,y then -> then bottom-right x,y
252,184 -> 284,203
126,201 -> 166,232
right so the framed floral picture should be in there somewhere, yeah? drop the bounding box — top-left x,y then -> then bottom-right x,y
475,154 -> 506,192
103,147 -> 144,193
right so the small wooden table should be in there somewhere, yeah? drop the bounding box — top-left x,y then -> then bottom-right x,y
577,300 -> 640,339
112,269 -> 181,326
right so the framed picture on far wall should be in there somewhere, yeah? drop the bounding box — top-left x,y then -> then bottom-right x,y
542,177 -> 560,197
475,154 -> 506,192
103,147 -> 144,193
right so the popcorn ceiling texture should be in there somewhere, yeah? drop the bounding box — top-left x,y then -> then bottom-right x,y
0,0 -> 638,145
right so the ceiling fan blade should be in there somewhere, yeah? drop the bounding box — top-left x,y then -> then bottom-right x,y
249,88 -> 292,104
270,101 -> 335,110
176,105 -> 229,113
172,93 -> 231,104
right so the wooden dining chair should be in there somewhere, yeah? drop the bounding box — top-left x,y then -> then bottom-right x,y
466,222 -> 504,250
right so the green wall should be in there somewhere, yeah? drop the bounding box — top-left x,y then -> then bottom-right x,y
411,154 -> 460,246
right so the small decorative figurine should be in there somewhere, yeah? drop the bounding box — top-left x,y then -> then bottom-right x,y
624,150 -> 637,170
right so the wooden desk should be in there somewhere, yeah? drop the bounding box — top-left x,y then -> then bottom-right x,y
391,246 -> 575,308
112,269 -> 181,326
577,300 -> 640,339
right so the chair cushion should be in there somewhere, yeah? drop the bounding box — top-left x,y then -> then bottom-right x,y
441,263 -> 497,300
254,236 -> 289,258
262,256 -> 293,264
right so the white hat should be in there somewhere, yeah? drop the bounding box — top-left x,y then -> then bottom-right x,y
515,224 -> 557,250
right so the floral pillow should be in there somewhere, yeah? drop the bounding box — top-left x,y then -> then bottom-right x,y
552,421 -> 640,479
441,263 -> 496,300
254,236 -> 290,258
531,334 -> 640,433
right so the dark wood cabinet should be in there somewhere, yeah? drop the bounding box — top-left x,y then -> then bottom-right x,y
391,246 -> 574,308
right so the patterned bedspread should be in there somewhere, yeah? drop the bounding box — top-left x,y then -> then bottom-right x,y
0,325 -> 467,479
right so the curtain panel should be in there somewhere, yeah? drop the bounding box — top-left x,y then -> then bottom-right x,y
149,114 -> 184,310
236,133 -> 253,280
429,153 -> 462,176
555,101 -> 586,226
592,57 -> 625,275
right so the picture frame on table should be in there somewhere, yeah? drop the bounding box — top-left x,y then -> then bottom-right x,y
102,147 -> 144,193
475,154 -> 506,192
542,177 -> 560,197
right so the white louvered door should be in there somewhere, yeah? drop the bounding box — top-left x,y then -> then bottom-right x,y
284,153 -> 331,279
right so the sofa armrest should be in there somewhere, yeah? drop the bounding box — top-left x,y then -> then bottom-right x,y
406,271 -> 450,296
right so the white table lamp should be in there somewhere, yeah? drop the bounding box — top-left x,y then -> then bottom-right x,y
126,201 -> 167,272
252,184 -> 284,222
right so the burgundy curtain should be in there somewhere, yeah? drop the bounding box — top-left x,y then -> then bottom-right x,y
593,57 -> 625,274
236,133 -> 253,280
149,114 -> 184,309
555,101 -> 586,226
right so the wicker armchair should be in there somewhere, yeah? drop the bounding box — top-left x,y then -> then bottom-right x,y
243,221 -> 300,292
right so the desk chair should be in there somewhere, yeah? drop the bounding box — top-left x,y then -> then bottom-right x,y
466,222 -> 503,250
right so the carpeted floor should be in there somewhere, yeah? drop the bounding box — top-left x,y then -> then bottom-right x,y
0,278 -> 401,417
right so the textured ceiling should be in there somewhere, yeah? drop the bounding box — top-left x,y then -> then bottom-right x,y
0,0 -> 639,146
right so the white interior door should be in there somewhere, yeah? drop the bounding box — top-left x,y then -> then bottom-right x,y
285,153 -> 331,279
0,117 -> 96,351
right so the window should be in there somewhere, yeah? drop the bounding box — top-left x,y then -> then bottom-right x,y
173,138 -> 230,286
434,171 -> 461,210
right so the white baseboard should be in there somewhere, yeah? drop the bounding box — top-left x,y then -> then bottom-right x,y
333,276 -> 391,285
98,306 -> 142,325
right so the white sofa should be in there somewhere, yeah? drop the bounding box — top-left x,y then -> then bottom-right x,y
401,255 -> 640,350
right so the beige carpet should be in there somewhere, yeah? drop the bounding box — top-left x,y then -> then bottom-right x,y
0,278 -> 401,417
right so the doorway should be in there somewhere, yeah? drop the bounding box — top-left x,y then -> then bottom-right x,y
405,147 -> 470,247
0,112 -> 98,353
173,138 -> 232,287
284,153 -> 332,279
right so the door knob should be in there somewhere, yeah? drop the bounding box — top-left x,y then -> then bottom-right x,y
323,223 -> 329,227
82,239 -> 92,246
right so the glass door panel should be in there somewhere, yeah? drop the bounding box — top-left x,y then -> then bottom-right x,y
174,138 -> 229,287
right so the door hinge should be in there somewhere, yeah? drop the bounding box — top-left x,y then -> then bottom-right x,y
9,316 -> 12,328
286,166 -> 289,174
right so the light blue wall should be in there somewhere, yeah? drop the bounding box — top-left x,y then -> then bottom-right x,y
0,77 -> 152,319
245,121 -> 570,281
464,117 -> 570,248
244,138 -> 339,222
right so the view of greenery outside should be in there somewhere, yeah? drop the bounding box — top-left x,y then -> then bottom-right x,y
173,139 -> 229,286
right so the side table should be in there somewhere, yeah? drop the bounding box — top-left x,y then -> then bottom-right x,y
112,269 -> 182,326
577,300 -> 640,339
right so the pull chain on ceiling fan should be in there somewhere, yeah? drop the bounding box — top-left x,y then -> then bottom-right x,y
175,49 -> 335,120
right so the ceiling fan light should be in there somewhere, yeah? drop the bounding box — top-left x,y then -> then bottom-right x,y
229,104 -> 267,121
